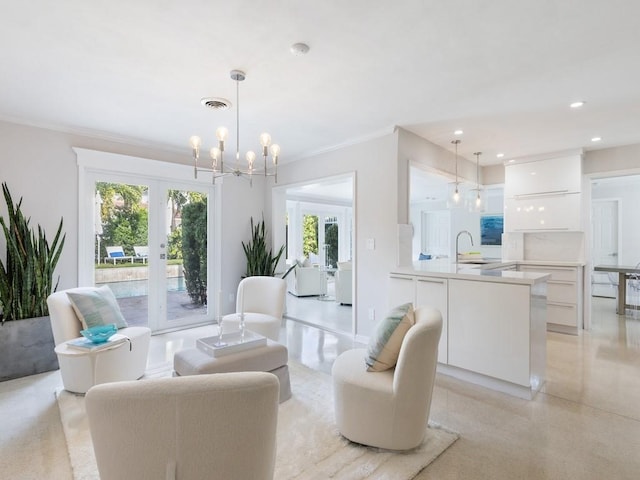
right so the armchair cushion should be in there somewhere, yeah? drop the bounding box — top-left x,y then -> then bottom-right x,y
365,303 -> 415,372
66,285 -> 128,330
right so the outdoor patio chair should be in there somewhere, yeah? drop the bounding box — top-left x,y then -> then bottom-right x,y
133,246 -> 148,263
104,246 -> 134,265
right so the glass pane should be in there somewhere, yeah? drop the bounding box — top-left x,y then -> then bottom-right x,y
94,182 -> 149,328
165,189 -> 207,323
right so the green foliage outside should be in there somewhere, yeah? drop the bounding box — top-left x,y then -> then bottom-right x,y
167,226 -> 182,260
302,215 -> 318,258
96,182 -> 148,258
95,184 -> 207,305
0,182 -> 65,322
181,200 -> 207,305
325,223 -> 339,267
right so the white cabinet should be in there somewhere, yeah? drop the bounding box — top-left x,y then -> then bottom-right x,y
504,154 -> 583,232
448,279 -> 532,386
504,193 -> 582,231
388,274 -> 448,364
504,155 -> 581,198
388,274 -> 415,307
518,264 -> 583,334
416,277 -> 448,364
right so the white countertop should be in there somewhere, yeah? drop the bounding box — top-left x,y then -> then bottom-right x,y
515,260 -> 586,267
391,259 -> 551,285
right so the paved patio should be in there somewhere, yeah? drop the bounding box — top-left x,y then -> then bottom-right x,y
116,290 -> 207,328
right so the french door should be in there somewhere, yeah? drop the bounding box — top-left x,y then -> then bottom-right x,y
78,150 -> 218,333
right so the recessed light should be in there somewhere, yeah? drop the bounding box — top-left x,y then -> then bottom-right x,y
454,130 -> 463,136
591,136 -> 602,142
570,101 -> 585,108
496,153 -> 505,158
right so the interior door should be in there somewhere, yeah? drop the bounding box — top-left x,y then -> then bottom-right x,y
591,200 -> 619,298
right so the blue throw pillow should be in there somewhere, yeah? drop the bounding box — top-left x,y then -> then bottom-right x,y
110,251 -> 124,258
418,253 -> 432,260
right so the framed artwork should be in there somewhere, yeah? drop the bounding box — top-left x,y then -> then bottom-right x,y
480,215 -> 503,246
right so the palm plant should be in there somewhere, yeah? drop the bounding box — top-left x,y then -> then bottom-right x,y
242,217 -> 285,277
0,182 -> 65,322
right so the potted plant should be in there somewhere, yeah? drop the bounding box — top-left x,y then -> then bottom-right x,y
0,182 -> 65,381
242,216 -> 285,277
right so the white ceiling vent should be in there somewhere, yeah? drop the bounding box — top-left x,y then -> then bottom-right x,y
200,97 -> 231,110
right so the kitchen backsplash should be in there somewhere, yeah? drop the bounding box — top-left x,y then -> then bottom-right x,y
502,231 -> 585,262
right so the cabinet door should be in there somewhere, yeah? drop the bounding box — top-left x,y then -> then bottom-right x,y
504,155 -> 581,197
448,279 -> 532,386
388,275 -> 415,310
416,277 -> 448,364
504,193 -> 581,231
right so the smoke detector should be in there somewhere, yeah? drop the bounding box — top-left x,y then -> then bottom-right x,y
290,42 -> 310,56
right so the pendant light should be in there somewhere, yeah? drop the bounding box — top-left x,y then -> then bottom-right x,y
448,139 -> 463,208
469,151 -> 484,212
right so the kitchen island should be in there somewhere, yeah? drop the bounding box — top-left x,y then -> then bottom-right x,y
389,260 -> 549,399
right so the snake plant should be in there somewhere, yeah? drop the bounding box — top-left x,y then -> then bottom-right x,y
0,182 -> 65,322
242,216 -> 285,277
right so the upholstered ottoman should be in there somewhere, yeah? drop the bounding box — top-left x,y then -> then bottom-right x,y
173,340 -> 291,402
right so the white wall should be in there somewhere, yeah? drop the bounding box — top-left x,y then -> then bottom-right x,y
272,132 -> 398,338
0,120 -> 262,316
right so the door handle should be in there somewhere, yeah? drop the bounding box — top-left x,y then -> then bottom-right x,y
608,253 -> 618,256
159,254 -> 166,259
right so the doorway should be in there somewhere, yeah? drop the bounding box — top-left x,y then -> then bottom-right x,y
272,174 -> 355,335
77,150 -> 217,334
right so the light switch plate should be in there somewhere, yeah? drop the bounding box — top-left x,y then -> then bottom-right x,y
366,238 -> 375,250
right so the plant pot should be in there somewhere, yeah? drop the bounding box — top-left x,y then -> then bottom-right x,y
0,316 -> 59,382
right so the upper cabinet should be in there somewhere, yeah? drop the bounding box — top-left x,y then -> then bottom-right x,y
504,154 -> 581,198
504,153 -> 583,232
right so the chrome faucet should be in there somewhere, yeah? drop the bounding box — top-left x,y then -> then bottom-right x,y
456,230 -> 474,263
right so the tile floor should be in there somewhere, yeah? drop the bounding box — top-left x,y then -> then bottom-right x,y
1,296 -> 640,479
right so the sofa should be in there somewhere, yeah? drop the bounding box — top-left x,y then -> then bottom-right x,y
287,265 -> 327,297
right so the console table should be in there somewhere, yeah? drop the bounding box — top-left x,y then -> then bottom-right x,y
594,264 -> 640,314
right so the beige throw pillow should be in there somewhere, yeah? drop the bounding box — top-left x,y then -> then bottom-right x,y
66,285 -> 128,330
365,303 -> 415,372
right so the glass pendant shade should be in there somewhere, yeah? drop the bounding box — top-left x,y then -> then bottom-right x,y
447,182 -> 465,208
469,151 -> 484,212
467,187 -> 485,212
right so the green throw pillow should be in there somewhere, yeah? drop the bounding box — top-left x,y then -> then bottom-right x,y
67,285 -> 128,330
365,303 -> 415,372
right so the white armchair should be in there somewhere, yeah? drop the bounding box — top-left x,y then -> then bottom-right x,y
222,276 -> 287,341
331,306 -> 442,450
287,265 -> 327,297
86,372 -> 280,480
47,287 -> 151,394
335,261 -> 352,305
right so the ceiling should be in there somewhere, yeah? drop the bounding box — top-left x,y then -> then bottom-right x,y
1,1 -> 640,167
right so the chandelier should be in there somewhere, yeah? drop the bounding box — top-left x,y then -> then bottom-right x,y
189,70 -> 280,185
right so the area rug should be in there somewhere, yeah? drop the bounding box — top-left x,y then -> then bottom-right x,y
56,361 -> 458,479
